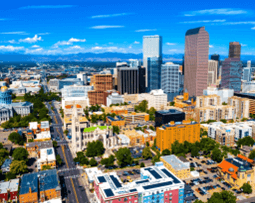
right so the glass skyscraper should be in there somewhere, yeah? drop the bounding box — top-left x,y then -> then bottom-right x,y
147,57 -> 162,92
143,35 -> 162,88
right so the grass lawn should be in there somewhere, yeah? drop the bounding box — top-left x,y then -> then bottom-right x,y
12,96 -> 25,102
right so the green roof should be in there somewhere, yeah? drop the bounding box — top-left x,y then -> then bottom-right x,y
83,125 -> 112,133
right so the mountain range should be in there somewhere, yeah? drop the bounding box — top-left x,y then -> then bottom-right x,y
0,52 -> 254,62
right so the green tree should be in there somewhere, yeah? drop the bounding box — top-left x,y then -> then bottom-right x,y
161,149 -> 171,156
5,172 -> 16,180
222,102 -> 228,105
115,147 -> 133,167
149,126 -> 155,131
10,160 -> 28,175
86,140 -> 104,157
101,155 -> 115,167
52,141 -> 58,148
73,152 -> 89,165
190,167 -> 195,171
12,147 -> 29,162
140,162 -> 145,167
194,200 -> 204,203
236,136 -> 255,147
64,129 -> 69,136
220,119 -> 227,123
142,147 -> 152,160
249,150 -> 255,159
42,165 -> 52,171
191,147 -> 199,157
89,158 -> 98,166
56,154 -> 63,165
8,132 -> 25,145
113,126 -> 120,134
207,191 -> 236,203
241,183 -> 252,194
211,148 -> 223,163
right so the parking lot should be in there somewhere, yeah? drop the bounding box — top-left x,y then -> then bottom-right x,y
184,156 -> 245,202
0,131 -> 13,145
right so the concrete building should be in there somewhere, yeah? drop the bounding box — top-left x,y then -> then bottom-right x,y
61,85 -> 92,98
218,154 -> 255,188
121,112 -> 150,124
243,67 -> 252,82
196,94 -> 221,108
228,96 -> 250,119
184,27 -> 209,97
25,140 -> 53,157
117,67 -> 139,94
62,97 -> 89,111
49,78 -> 59,92
94,162 -> 185,203
208,60 -> 218,86
129,59 -> 141,68
203,87 -> 234,103
242,81 -> 255,93
19,169 -> 61,203
229,42 -> 241,59
1,159 -> 12,174
106,93 -> 124,107
155,109 -> 185,128
143,35 -> 162,88
117,134 -> 130,146
160,155 -> 190,179
234,93 -> 255,115
121,129 -> 156,146
28,121 -> 51,142
161,62 -> 182,101
156,120 -> 200,152
37,148 -> 56,171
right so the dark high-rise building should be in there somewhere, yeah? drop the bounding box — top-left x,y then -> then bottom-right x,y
138,67 -> 146,93
147,57 -> 162,92
155,109 -> 185,128
211,54 -> 220,78
117,67 -> 139,94
229,42 -> 241,59
184,27 -> 209,97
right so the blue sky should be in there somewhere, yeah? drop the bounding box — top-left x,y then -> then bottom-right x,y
0,0 -> 255,55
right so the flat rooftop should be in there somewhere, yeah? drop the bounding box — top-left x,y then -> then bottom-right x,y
161,155 -> 190,171
157,109 -> 183,115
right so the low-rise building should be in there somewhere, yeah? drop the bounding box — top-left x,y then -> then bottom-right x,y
25,140 -> 53,157
156,120 -> 200,152
122,112 -> 150,124
123,129 -> 156,146
233,93 -> 255,115
1,159 -> 12,174
37,148 -> 56,171
160,155 -> 190,179
106,92 -> 124,106
28,121 -> 51,142
19,169 -> 61,203
94,162 -> 185,203
117,134 -> 130,146
0,179 -> 19,202
155,109 -> 185,128
240,145 -> 255,157
203,87 -> 234,103
228,96 -> 250,119
102,105 -> 134,114
218,154 -> 255,188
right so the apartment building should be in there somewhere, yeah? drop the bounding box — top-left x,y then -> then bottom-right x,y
196,95 -> 221,108
122,112 -> 150,124
156,120 -> 200,152
28,121 -> 51,142
160,155 -> 190,179
37,148 -> 56,171
228,96 -> 250,119
0,179 -> 19,202
122,129 -> 156,146
25,140 -> 53,157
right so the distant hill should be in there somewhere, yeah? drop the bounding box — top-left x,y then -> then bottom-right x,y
0,52 -> 254,62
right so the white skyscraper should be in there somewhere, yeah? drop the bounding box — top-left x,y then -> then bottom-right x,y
143,35 -> 162,87
247,60 -> 251,68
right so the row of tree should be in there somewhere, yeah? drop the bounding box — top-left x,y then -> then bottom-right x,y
134,100 -> 156,121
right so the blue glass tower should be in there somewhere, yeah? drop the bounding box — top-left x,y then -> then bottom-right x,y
147,57 -> 162,92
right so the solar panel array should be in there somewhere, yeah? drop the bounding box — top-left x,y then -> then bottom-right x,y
104,188 -> 114,197
143,181 -> 173,190
145,168 -> 162,179
161,169 -> 181,184
110,175 -> 122,188
98,176 -> 106,183
136,179 -> 149,184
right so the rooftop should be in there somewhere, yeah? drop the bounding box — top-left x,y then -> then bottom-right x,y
38,147 -> 56,163
161,155 -> 190,170
26,140 -> 53,149
83,125 -> 112,133
157,109 -> 183,115
20,169 -> 60,195
1,159 -> 12,169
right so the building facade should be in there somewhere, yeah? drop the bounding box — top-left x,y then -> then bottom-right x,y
161,63 -> 181,101
229,42 -> 241,59
156,120 -> 200,152
106,93 -> 124,106
147,57 -> 162,92
184,27 -> 209,97
203,87 -> 234,103
228,96 -> 250,119
143,35 -> 162,88
155,109 -> 185,128
208,60 -> 218,86
117,67 -> 139,94
61,85 -> 93,98
94,162 -> 185,203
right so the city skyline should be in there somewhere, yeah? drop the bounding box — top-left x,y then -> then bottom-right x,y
0,1 -> 255,56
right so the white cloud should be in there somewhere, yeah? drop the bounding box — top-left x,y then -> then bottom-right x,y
166,42 -> 176,45
168,49 -> 178,52
37,32 -> 50,35
0,45 -> 24,52
134,41 -> 140,44
0,31 -> 29,35
241,44 -> 247,46
181,19 -> 226,24
90,25 -> 124,29
25,48 -> 43,54
183,8 -> 249,16
53,38 -> 86,47
19,5 -> 76,9
129,45 -> 132,49
252,27 -> 255,30
31,45 -> 40,48
91,13 -> 131,18
19,35 -> 43,43
8,40 -> 17,44
135,29 -> 157,32
209,45 -> 214,48
64,45 -> 84,50
224,21 -> 255,25
92,46 -> 118,50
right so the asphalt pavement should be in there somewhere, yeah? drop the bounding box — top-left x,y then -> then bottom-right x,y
44,82 -> 89,203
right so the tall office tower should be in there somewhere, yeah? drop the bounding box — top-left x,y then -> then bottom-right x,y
161,62 -> 181,101
184,27 -> 209,97
147,57 -> 161,91
129,59 -> 141,68
117,67 -> 139,94
208,60 -> 218,86
243,67 -> 251,82
143,35 -> 162,88
247,60 -> 251,68
138,67 -> 146,93
229,42 -> 241,59
221,42 -> 242,92
211,54 -> 220,78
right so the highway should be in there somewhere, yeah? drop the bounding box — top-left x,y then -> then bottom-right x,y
43,79 -> 89,203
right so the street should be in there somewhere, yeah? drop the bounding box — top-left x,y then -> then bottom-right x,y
43,80 -> 90,203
